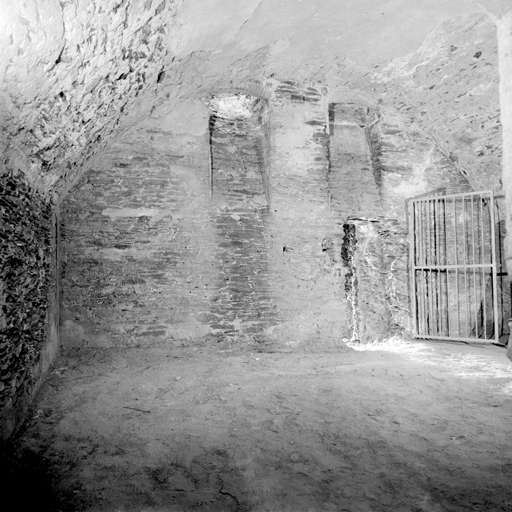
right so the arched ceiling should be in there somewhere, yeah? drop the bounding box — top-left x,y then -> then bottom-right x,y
0,0 -> 498,200
178,0 -> 477,67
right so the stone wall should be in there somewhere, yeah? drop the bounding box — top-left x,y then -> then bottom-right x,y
209,95 -> 277,337
0,172 -> 58,441
59,84 -> 481,349
372,13 -> 501,192
2,0 -> 183,198
343,219 -> 409,343
60,84 -> 351,347
60,137 -> 215,346
327,100 -> 473,221
328,103 -> 383,219
327,100 -> 474,343
1,2 -> 506,442
265,83 -> 348,344
374,105 -> 475,219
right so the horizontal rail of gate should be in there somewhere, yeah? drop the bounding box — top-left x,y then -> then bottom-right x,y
408,190 -> 503,343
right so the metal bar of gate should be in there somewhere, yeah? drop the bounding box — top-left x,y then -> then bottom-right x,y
490,190 -> 499,343
436,198 -> 440,334
410,190 -> 499,343
419,200 -> 426,335
471,197 -> 477,338
415,201 -> 420,335
454,197 -> 460,337
445,197 -> 451,336
463,196 -> 469,338
409,201 -> 417,335
427,200 -> 434,335
480,198 -> 487,338
414,264 -> 495,270
416,201 -> 422,335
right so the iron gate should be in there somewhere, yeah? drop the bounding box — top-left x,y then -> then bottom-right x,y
408,190 -> 505,343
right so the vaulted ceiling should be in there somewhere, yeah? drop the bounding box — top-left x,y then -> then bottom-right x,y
0,0 -> 501,199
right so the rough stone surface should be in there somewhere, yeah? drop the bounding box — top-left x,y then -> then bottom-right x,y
1,1 -> 510,439
371,14 -> 501,192
1,2 -> 500,199
0,172 -> 58,440
328,103 -> 383,219
60,146 -> 214,346
60,83 -> 349,346
372,105 -> 475,218
58,71 -> 502,347
209,94 -> 276,337
344,219 -> 410,343
264,83 -> 347,345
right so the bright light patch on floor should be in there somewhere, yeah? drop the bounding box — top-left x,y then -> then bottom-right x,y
348,335 -> 512,382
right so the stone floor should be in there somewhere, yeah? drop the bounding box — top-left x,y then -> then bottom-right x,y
1,337 -> 511,511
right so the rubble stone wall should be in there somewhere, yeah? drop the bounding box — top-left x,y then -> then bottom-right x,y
0,172 -> 59,440
372,13 -> 501,192
2,0 -> 184,198
343,219 -> 410,343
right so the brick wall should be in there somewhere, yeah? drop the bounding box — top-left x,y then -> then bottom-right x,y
265,83 -> 348,344
328,103 -> 383,219
60,84 -> 482,349
60,86 -> 351,347
60,141 -> 216,346
209,96 -> 277,338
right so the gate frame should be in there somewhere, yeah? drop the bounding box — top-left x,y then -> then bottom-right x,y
407,190 -> 502,344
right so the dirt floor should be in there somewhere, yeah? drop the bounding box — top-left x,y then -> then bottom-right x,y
1,337 -> 512,512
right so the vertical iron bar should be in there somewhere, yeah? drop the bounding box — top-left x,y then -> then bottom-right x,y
419,200 -> 426,335
463,196 -> 469,338
480,196 -> 487,338
434,198 -> 439,334
409,201 -> 418,336
445,198 -> 451,336
440,199 -> 446,335
432,198 -> 436,335
432,198 -> 435,335
490,191 -> 499,343
435,198 -> 442,334
442,198 -> 448,335
427,199 -> 434,336
431,198 -> 436,335
454,197 -> 460,337
416,201 -> 422,336
472,196 -> 478,339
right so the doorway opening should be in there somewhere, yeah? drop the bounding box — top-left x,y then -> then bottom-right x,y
408,190 -> 510,344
